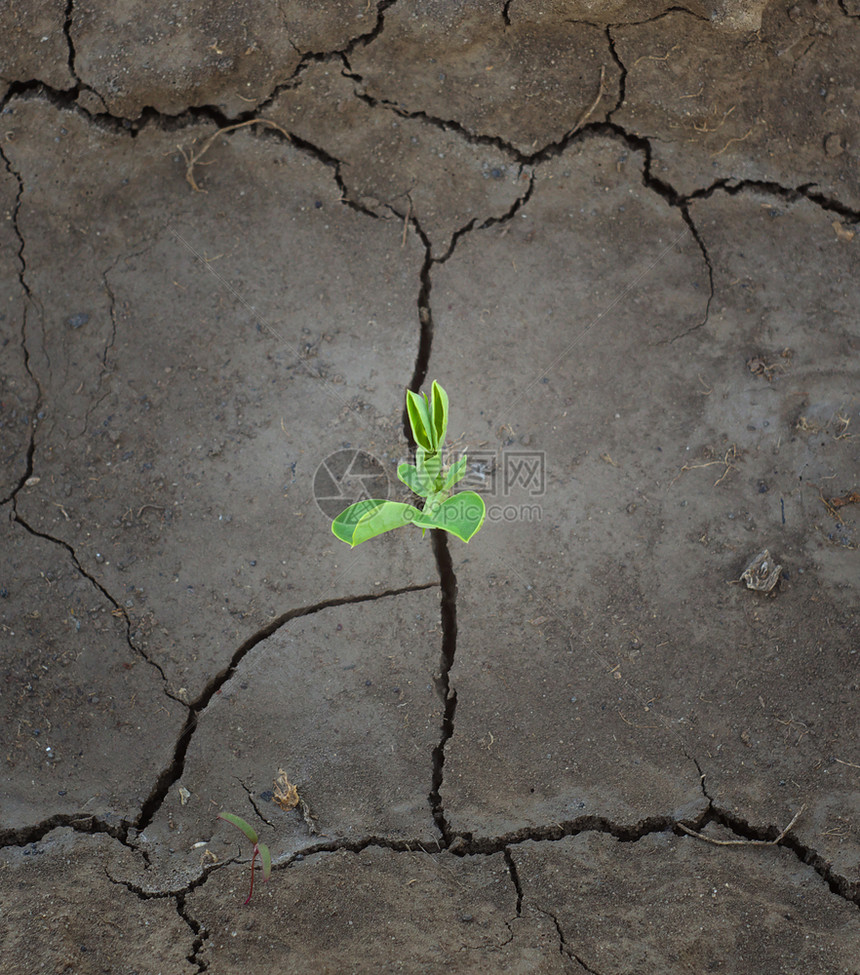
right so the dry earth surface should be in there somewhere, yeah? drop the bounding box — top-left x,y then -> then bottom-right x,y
1,1 -> 859,973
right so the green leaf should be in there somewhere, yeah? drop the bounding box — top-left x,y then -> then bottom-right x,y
406,390 -> 432,450
218,812 -> 259,845
258,842 -> 272,881
351,500 -> 423,545
333,500 -> 426,546
331,499 -> 389,544
397,463 -> 432,498
418,447 -> 442,486
419,491 -> 486,543
443,455 -> 468,491
431,381 -> 448,448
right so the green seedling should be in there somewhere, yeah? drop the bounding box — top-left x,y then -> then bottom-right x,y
332,381 -> 486,546
218,812 -> 272,904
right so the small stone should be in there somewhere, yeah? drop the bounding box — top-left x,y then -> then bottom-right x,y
66,313 -> 90,329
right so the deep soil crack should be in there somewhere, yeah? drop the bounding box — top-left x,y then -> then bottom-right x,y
605,27 -> 626,119
176,893 -> 209,973
703,804 -> 860,905
686,176 -> 860,222
452,811 -> 700,857
404,217 -> 435,403
63,0 -> 79,85
429,530 -> 458,845
0,813 -> 126,849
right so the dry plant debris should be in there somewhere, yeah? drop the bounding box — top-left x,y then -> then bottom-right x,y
180,119 -> 291,192
273,768 -> 300,812
820,490 -> 860,521
740,549 -> 782,593
747,348 -> 792,381
671,443 -> 741,487
680,806 -> 805,847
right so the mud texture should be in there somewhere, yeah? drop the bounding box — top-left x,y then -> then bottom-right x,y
1,2 -> 858,973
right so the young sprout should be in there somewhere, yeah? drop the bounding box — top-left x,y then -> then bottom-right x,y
218,812 -> 272,904
332,381 -> 486,546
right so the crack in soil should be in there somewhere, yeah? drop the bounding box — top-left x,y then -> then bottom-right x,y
430,166 -> 536,264
0,145 -> 43,507
536,904 -> 604,974
607,5 -> 709,27
663,202 -> 714,343
5,64 -> 859,231
605,27 -> 626,120
503,847 -> 524,916
134,581 -> 438,834
19,0 -> 397,130
409,222 -> 435,395
686,175 -> 860,222
62,0 -> 79,85
239,779 -> 275,831
103,850 -> 227,904
11,510 -> 172,689
0,812 -> 127,849
684,752 -> 859,905
451,811 -> 701,856
396,218 -> 464,851
428,530 -> 458,844
705,803 -> 860,904
8,801 -> 858,916
176,892 -> 209,973
74,251 -> 142,440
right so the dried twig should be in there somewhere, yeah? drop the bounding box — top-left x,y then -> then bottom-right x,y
679,806 -> 805,847
632,44 -> 679,67
566,66 -> 605,137
401,194 -> 413,249
712,127 -> 753,156
693,103 -> 736,133
180,119 -> 291,192
670,444 -> 739,487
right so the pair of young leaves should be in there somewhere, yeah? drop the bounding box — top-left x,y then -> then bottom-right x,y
332,381 -> 486,547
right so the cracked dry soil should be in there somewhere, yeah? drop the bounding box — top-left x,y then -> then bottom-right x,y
1,2 -> 859,973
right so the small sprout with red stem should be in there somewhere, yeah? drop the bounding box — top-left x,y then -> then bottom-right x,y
218,812 -> 272,904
